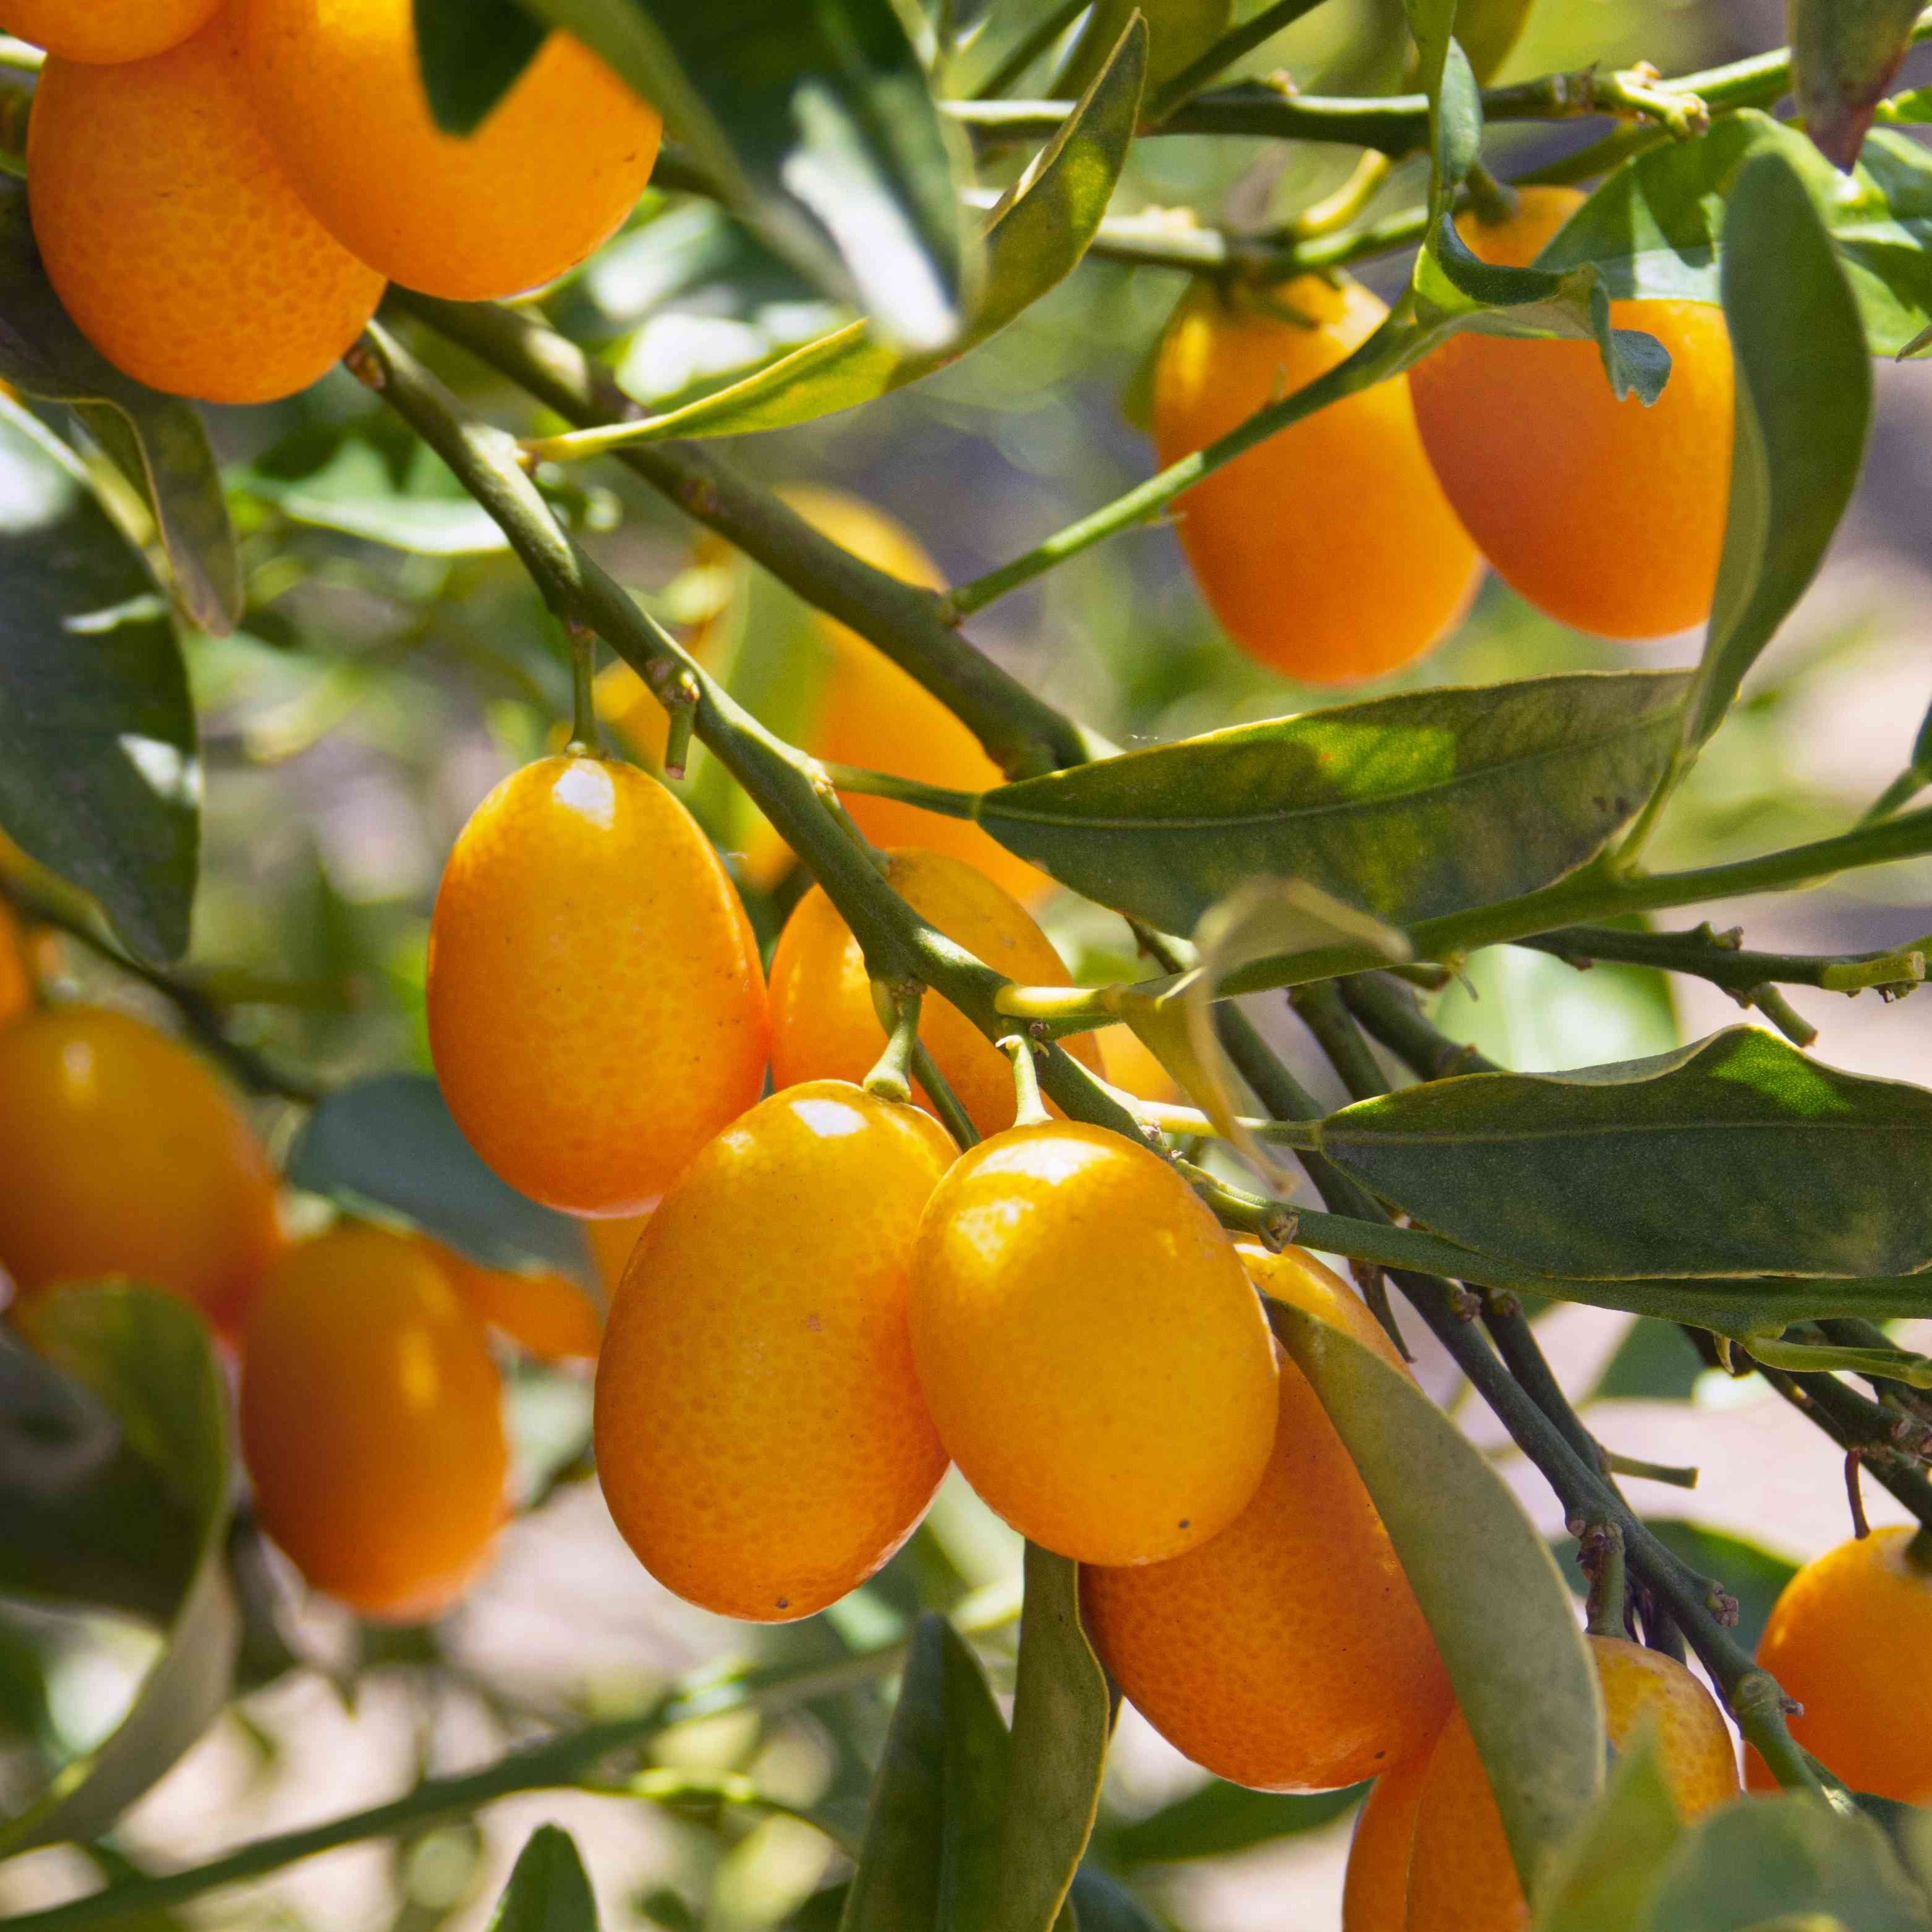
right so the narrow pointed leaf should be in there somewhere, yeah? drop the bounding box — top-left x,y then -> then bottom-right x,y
545,19 -> 1144,444
976,671 -> 1692,937
0,1286 -> 237,1854
1790,0 -> 1925,169
414,0 -> 548,134
522,0 -> 972,352
1267,1299 -> 1602,1897
1683,151 -> 1870,754
286,1073 -> 597,1283
0,179 -> 239,636
1318,1027 -> 1932,1280
1109,1781 -> 1366,1864
994,1545 -> 1112,1932
487,1826 -> 600,1932
0,399 -> 199,963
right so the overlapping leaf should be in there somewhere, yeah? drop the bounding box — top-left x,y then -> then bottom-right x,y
1790,0 -> 1925,169
975,672 -> 1691,937
1316,1027 -> 1932,1280
0,400 -> 199,963
414,0 -> 548,133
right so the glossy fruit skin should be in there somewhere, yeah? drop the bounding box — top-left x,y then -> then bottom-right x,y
1410,186 -> 1735,640
769,848 -> 1098,1140
0,1006 -> 281,1332
428,1241 -> 600,1363
426,753 -> 769,1217
242,1225 -> 507,1620
1407,1635 -> 1740,1932
0,899 -> 32,1029
1343,1742 -> 1439,1932
2,0 -> 220,61
27,16 -> 385,402
1082,1246 -> 1449,1790
595,1082 -> 955,1621
1152,275 -> 1480,685
1744,1526 -> 1932,1803
909,1123 -> 1277,1565
598,490 -> 1049,902
239,0 -> 660,300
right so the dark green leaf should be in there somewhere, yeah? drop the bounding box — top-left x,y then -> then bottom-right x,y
414,0 -> 549,135
487,1825 -> 600,1932
286,1073 -> 596,1283
1321,1027 -> 1932,1281
841,1614 -> 1008,1931
523,0 -> 972,351
561,17 -> 1144,442
1790,0 -> 1924,169
1584,1319 -> 1704,1405
1646,1794 -> 1931,1931
0,1286 -> 238,1854
1267,1300 -> 1602,1897
994,1545 -> 1112,1932
976,671 -> 1691,937
1683,151 -> 1871,754
0,177 -> 239,636
1109,1781 -> 1364,1866
1055,0 -> 1228,100
0,399 -> 198,963
1531,1730 -> 1682,1932
1065,1866 -> 1167,1932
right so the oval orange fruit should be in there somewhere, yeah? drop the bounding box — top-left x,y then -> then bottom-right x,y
1409,185 -> 1735,640
1343,1740 -> 1440,1932
428,1240 -> 600,1363
909,1122 -> 1277,1565
1152,274 -> 1480,684
426,752 -> 769,1217
595,1082 -> 955,1621
2,0 -> 221,63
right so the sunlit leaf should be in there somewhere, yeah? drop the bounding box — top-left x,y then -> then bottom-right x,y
1317,1028 -> 1932,1280
0,398 -> 198,963
0,1286 -> 238,1854
1267,1298 -> 1602,1896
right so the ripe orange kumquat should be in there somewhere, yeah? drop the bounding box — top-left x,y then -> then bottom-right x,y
239,0 -> 661,300
1343,1742 -> 1439,1932
427,1240 -> 601,1363
594,1082 -> 955,1622
1152,274 -> 1481,684
1,0 -> 221,64
426,752 -> 770,1218
1409,185 -> 1735,640
0,1006 -> 281,1334
1746,1526 -> 1932,1803
908,1121 -> 1277,1566
241,1224 -> 508,1621
27,14 -> 386,402
768,848 -> 1098,1140
1405,1636 -> 1740,1932
1081,1246 -> 1449,1791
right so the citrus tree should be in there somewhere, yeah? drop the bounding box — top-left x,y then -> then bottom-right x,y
2,1 -> 1932,1928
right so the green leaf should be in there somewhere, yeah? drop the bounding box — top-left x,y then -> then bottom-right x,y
1532,1729 -> 1683,1932
1065,1866 -> 1167,1932
522,0 -> 972,352
1584,1319 -> 1704,1405
1109,1781 -> 1365,1865
550,17 -> 1144,443
1054,0 -> 1228,99
1645,1794 -> 1932,1931
1682,151 -> 1871,755
414,0 -> 549,134
841,1614 -> 1008,1931
245,441 -> 512,556
0,1286 -> 238,1855
1266,1298 -> 1602,1897
994,1545 -> 1112,1932
0,177 -> 240,637
1457,0 -> 1538,83
1790,0 -> 1925,169
1316,1027 -> 1932,1281
976,671 -> 1692,938
487,1825 -> 600,1932
0,398 -> 199,964
286,1073 -> 597,1283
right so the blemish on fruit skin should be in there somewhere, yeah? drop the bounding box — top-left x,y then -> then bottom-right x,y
806,1313 -> 823,1332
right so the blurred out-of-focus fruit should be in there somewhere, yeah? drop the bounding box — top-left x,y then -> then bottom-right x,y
428,1240 -> 600,1363
595,1082 -> 954,1621
1342,1739 -> 1440,1932
909,1121 -> 1277,1565
2,0 -> 221,64
427,752 -> 769,1217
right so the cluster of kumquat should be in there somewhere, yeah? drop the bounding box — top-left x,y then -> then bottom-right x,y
12,0 -> 660,402
1153,185 -> 1735,683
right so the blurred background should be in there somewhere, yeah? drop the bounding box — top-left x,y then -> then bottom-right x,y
5,0 -> 1932,1925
